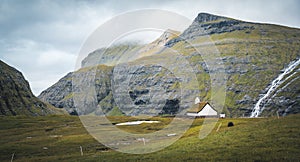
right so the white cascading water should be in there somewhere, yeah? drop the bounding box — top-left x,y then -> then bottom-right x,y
250,58 -> 300,117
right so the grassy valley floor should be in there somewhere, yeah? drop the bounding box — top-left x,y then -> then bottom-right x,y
0,114 -> 299,161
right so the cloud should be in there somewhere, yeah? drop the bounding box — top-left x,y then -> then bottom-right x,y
0,0 -> 299,95
37,49 -> 75,67
0,0 -> 113,95
162,0 -> 300,28
0,39 -> 76,95
115,30 -> 164,45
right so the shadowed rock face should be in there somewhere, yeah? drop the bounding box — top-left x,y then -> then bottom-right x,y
159,99 -> 180,115
0,60 -> 59,116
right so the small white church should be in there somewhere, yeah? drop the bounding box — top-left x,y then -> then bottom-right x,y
186,97 -> 218,117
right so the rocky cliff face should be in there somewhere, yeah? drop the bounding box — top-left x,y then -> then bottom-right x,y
38,72 -> 74,114
39,65 -> 117,115
39,13 -> 300,117
111,62 -> 184,116
39,63 -> 185,116
0,60 -> 64,116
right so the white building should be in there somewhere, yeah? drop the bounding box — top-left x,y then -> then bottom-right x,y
220,113 -> 226,118
186,102 -> 217,117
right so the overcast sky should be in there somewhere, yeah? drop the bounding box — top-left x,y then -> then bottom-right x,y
0,0 -> 299,95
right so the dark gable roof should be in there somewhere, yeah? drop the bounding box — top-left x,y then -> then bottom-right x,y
187,102 -> 210,113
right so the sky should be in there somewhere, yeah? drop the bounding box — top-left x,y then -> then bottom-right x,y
0,0 -> 299,96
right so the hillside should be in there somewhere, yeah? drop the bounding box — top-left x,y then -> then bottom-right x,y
0,114 -> 299,161
39,13 -> 300,117
0,60 -> 65,116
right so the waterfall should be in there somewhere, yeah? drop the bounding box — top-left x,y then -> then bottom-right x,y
250,58 -> 300,117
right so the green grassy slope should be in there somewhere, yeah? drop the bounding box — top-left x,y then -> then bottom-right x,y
0,114 -> 299,161
0,60 -> 66,116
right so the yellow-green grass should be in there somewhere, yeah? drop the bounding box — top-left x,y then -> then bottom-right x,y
0,114 -> 299,161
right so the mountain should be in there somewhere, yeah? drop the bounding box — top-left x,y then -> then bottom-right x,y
164,13 -> 300,117
39,29 -> 183,116
39,13 -> 300,117
0,60 -> 65,116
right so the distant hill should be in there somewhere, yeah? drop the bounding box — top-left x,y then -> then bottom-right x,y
0,60 -> 65,116
39,13 -> 300,117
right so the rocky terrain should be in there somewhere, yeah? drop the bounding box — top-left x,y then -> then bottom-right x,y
38,72 -> 74,114
39,13 -> 300,117
0,60 -> 64,116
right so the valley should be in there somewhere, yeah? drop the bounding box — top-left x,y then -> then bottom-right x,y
0,114 -> 299,161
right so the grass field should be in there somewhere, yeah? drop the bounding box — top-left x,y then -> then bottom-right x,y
0,114 -> 299,161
